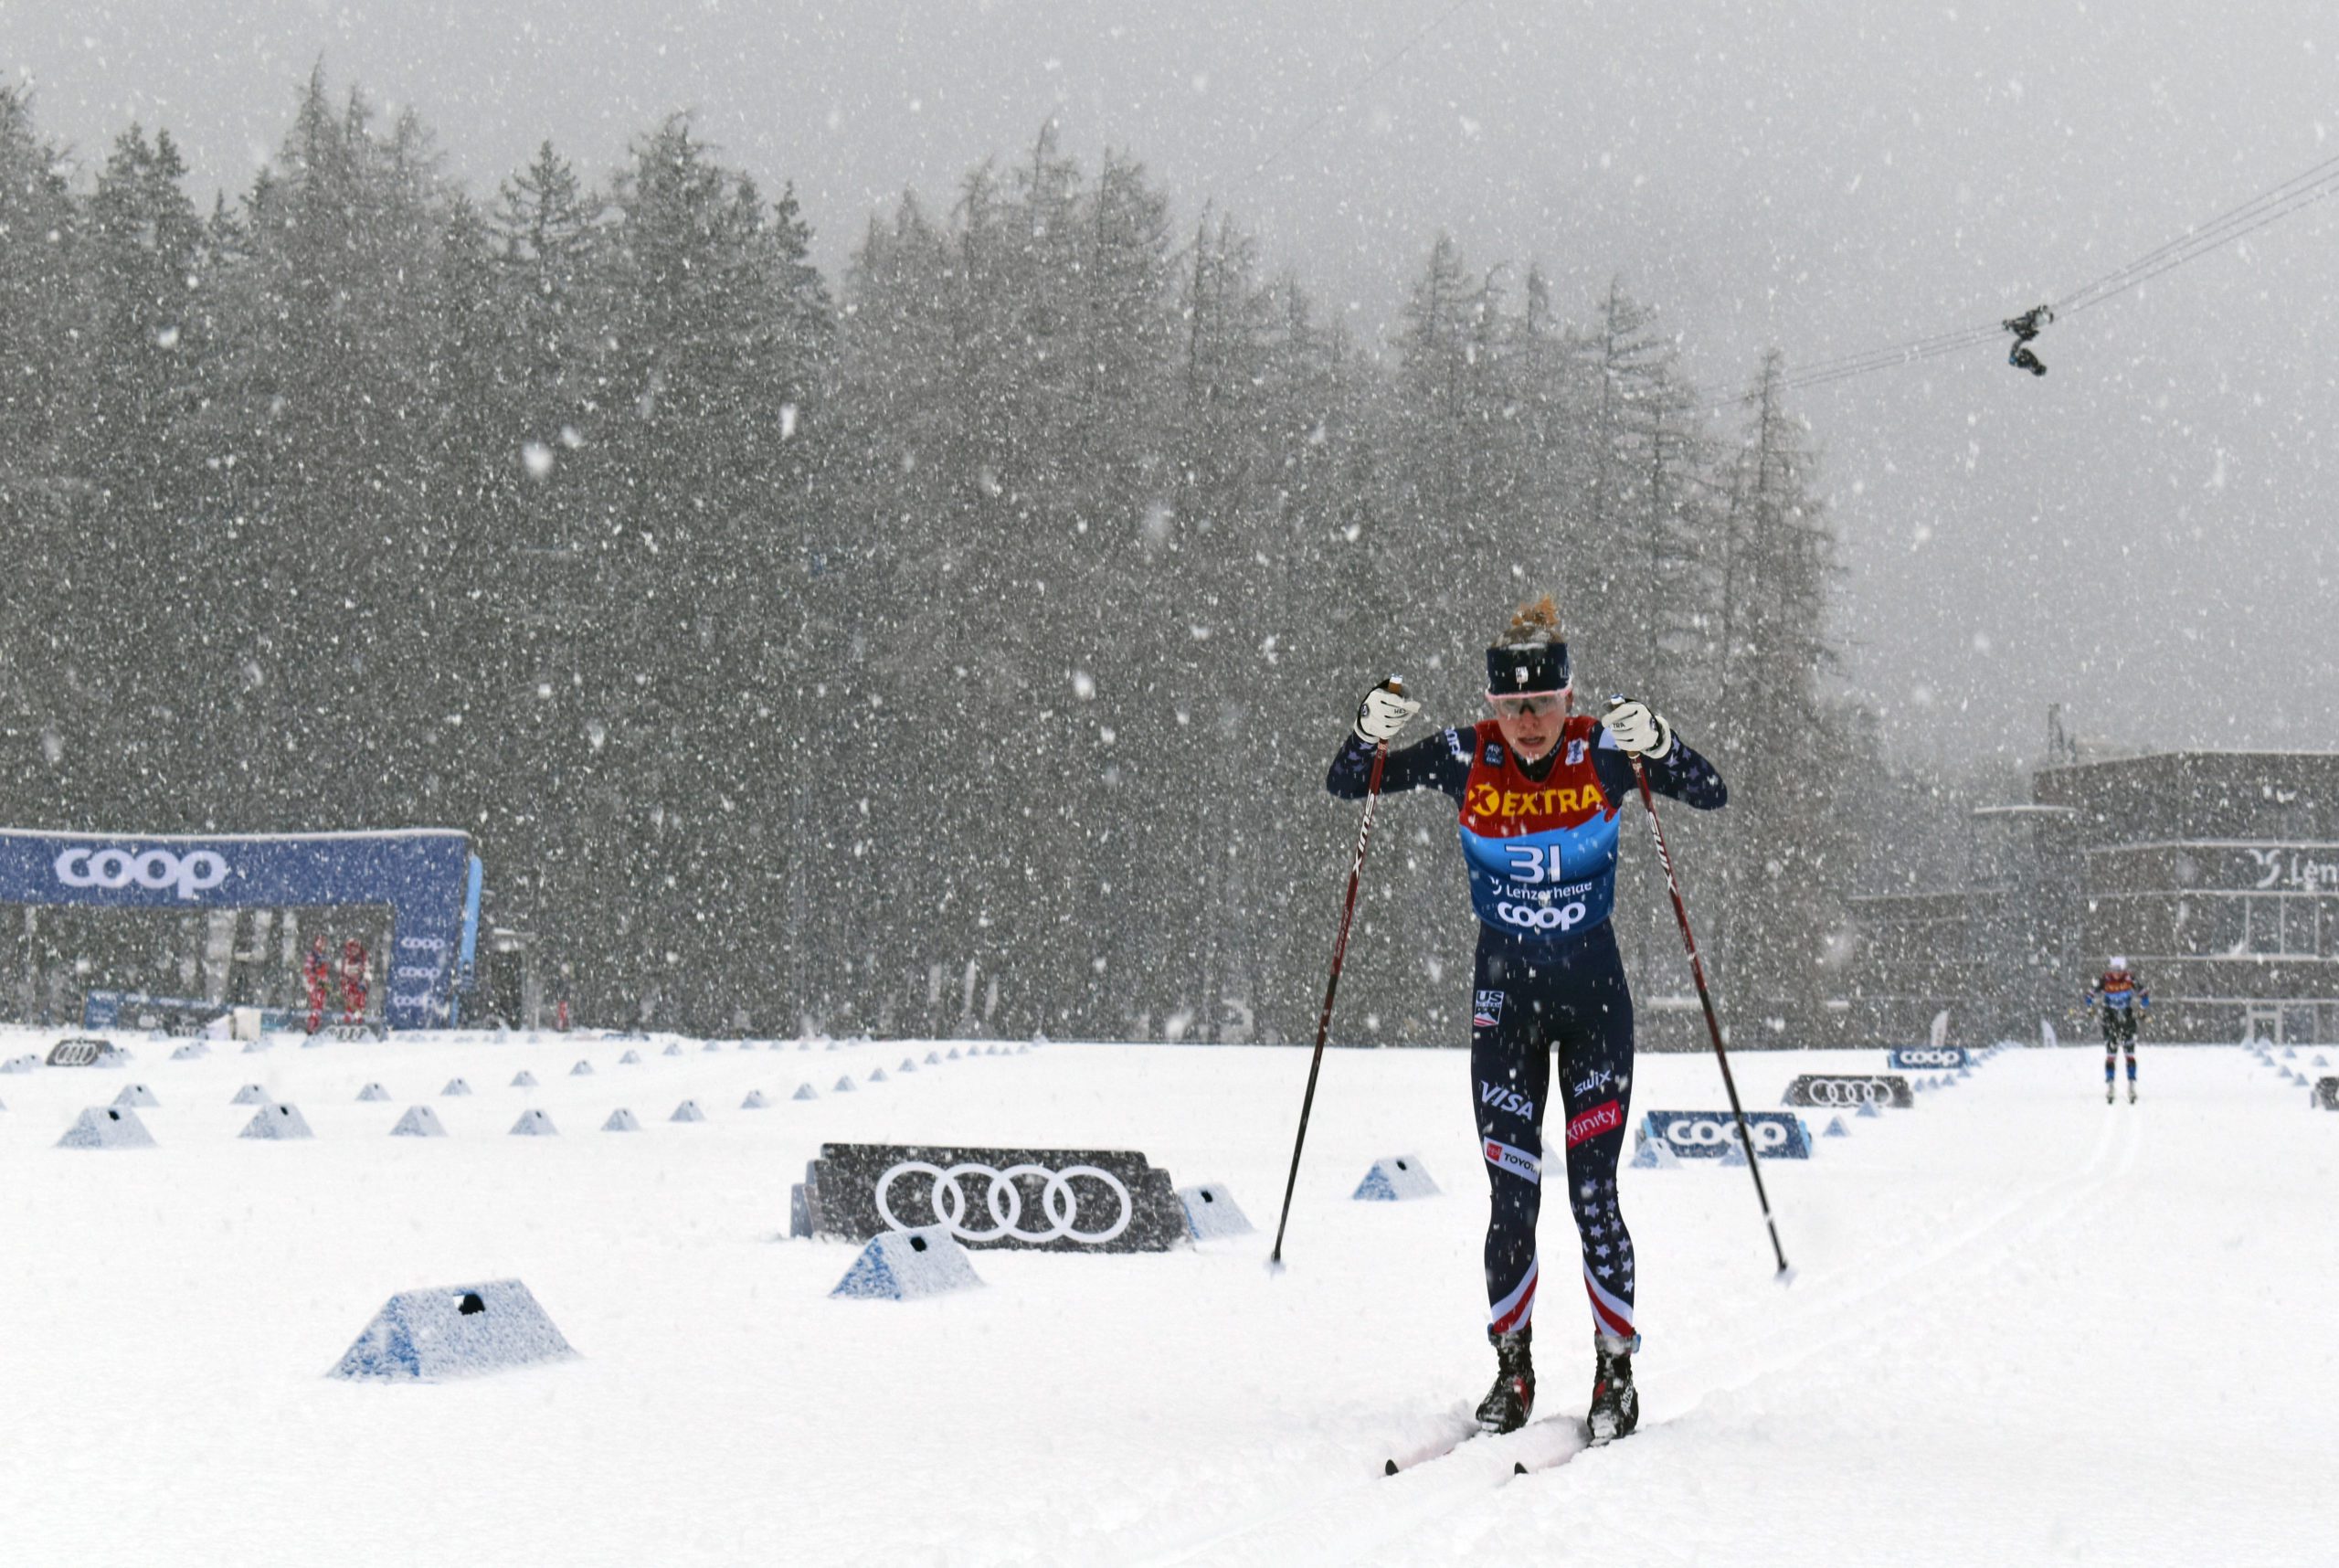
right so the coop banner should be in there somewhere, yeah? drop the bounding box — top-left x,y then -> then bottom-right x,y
794,1143 -> 1190,1253
1889,1047 -> 1968,1071
1639,1110 -> 1814,1160
0,830 -> 471,1031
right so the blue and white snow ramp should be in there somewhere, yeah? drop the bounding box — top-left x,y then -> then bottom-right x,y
831,1226 -> 983,1301
330,1279 -> 578,1382
511,1109 -> 558,1136
1352,1155 -> 1438,1201
240,1103 -> 314,1140
58,1106 -> 157,1149
1178,1183 -> 1255,1240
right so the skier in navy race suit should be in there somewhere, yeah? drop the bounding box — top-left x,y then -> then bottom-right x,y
1328,597 -> 1726,1445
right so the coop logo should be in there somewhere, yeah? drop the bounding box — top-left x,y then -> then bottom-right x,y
391,966 -> 439,981
1888,1047 -> 1967,1071
1497,898 -> 1589,934
1565,1097 -> 1623,1147
1641,1109 -> 1813,1160
1478,1079 -> 1535,1119
53,846 -> 228,901
1482,1138 -> 1542,1183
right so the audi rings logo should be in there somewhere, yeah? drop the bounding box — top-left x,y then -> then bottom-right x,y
1496,898 -> 1588,934
875,1160 -> 1135,1246
54,846 -> 228,901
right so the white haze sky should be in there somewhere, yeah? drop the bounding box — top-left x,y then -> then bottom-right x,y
13,0 -> 2338,773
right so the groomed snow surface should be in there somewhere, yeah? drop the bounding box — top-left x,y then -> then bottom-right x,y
2,1027 -> 2333,1567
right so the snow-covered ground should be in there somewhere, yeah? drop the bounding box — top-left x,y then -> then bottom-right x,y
2,1026 -> 2333,1567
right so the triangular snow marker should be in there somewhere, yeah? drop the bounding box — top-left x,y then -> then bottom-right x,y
240,1103 -> 314,1140
602,1108 -> 641,1132
390,1105 -> 447,1138
442,1077 -> 473,1097
830,1226 -> 983,1300
1352,1154 -> 1438,1201
356,1082 -> 391,1102
741,1089 -> 770,1109
793,1083 -> 818,1100
58,1106 -> 157,1150
510,1108 -> 558,1137
671,1099 -> 706,1123
330,1278 -> 577,1381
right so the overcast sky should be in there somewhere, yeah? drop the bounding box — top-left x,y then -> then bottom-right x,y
14,0 -> 2338,773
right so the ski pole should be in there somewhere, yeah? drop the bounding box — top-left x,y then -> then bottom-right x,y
1625,748 -> 1793,1281
1269,681 -> 1401,1269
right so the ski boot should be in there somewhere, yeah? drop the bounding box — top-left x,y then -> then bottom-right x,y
1587,1334 -> 1639,1446
2106,1082 -> 2115,1104
1475,1327 -> 1535,1435
2128,1082 -> 2138,1104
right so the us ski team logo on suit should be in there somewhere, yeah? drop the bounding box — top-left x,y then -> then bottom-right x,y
1455,715 -> 1623,938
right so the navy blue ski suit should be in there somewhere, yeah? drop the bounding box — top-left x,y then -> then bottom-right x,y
1328,712 -> 1726,1347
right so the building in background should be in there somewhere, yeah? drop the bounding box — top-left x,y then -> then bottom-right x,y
1848,750 -> 2339,1046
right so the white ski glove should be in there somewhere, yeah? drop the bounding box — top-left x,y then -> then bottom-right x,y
1352,678 -> 1420,745
1603,697 -> 1674,759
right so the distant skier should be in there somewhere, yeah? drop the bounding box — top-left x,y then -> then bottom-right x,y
2087,956 -> 2149,1103
302,935 -> 332,1033
338,938 -> 371,1026
1326,597 -> 1727,1446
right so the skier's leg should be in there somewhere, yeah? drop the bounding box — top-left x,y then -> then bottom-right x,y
1551,928 -> 1639,1443
1551,934 -> 1637,1352
1469,939 -> 1551,1433
1471,942 -> 1551,1337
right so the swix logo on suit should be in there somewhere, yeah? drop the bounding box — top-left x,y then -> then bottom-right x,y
1455,715 -> 1621,941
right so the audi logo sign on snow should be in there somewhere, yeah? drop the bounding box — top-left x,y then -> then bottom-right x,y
1639,1110 -> 1814,1160
1889,1047 -> 1968,1072
46,1037 -> 127,1068
1782,1075 -> 1915,1110
792,1143 -> 1189,1253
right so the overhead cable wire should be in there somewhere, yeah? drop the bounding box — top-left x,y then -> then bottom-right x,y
1245,0 -> 1487,185
1720,147 -> 2339,409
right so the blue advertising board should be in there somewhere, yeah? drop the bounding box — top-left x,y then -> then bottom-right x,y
1639,1109 -> 1814,1160
0,830 -> 477,1031
1889,1046 -> 1969,1071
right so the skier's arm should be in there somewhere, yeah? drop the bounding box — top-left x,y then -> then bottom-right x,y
1326,726 -> 1474,805
1592,709 -> 1727,810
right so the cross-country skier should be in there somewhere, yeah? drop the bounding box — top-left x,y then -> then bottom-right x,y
1326,597 -> 1727,1446
338,938 -> 371,1026
2087,956 -> 2149,1103
302,935 -> 332,1033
